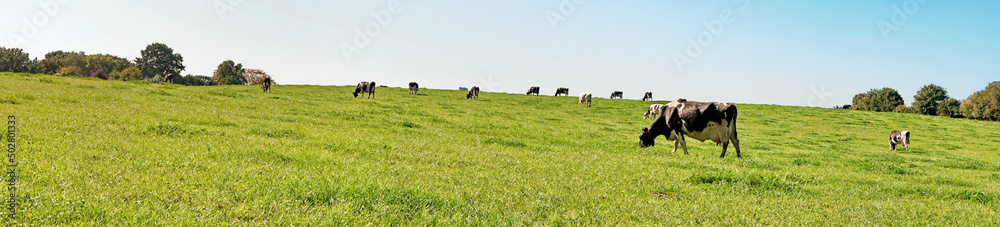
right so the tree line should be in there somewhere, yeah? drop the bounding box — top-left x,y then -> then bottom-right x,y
0,43 -> 275,86
851,82 -> 1000,121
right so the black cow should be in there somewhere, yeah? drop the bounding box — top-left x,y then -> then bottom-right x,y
409,82 -> 419,95
555,87 -> 570,96
610,91 -> 623,99
889,130 -> 910,151
262,77 -> 272,93
639,100 -> 741,158
353,81 -> 376,98
642,92 -> 653,101
526,86 -> 540,95
467,86 -> 480,100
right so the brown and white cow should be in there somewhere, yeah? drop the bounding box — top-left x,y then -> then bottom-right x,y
644,104 -> 666,119
526,86 -> 540,95
408,82 -> 419,95
353,81 -> 376,98
579,93 -> 592,107
888,130 -> 910,151
639,100 -> 741,158
642,92 -> 653,101
467,86 -> 480,100
555,87 -> 570,96
610,91 -> 623,99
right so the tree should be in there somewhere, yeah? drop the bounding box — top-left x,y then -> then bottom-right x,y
938,98 -> 962,118
960,81 -> 1000,121
212,60 -> 244,85
912,84 -> 948,115
85,54 -> 131,78
0,46 -> 30,72
135,43 -> 185,79
852,87 -> 904,112
243,68 -> 275,85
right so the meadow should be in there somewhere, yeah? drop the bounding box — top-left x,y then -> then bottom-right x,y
1,72 -> 998,225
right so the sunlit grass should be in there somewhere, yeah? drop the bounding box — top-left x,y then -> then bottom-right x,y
1,73 -> 998,225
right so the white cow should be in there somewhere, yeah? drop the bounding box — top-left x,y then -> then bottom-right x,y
579,93 -> 592,107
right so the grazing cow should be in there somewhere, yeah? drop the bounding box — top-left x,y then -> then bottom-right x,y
579,93 -> 592,107
467,86 -> 480,100
834,104 -> 852,109
526,86 -> 540,95
555,87 -> 570,96
408,82 -> 419,95
261,77 -> 273,93
353,81 -> 376,99
644,104 -> 666,119
643,92 -> 653,101
639,100 -> 742,158
610,91 -> 623,99
888,130 -> 910,151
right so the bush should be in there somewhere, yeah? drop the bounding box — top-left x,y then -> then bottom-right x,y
938,98 -> 962,118
961,81 -> 1000,121
853,88 -> 904,112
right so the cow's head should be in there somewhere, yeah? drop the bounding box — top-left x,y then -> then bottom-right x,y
639,127 -> 655,147
467,93 -> 473,99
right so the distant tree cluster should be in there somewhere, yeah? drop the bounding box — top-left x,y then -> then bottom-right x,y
852,87 -> 904,112
0,43 -> 274,87
852,82 -> 1000,121
960,81 -> 1000,121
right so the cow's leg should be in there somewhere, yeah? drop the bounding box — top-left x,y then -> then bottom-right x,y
732,130 -> 741,157
890,142 -> 896,151
672,139 -> 679,153
721,140 -> 729,158
678,133 -> 689,155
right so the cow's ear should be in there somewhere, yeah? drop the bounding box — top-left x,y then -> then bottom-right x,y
642,128 -> 649,135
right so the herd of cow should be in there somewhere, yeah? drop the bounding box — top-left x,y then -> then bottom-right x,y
339,81 -> 909,158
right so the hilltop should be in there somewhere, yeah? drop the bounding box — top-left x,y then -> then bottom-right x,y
1,73 -> 998,225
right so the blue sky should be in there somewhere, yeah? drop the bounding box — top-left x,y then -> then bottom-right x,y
3,0 -> 998,106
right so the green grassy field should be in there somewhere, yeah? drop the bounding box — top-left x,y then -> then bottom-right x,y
1,72 -> 999,225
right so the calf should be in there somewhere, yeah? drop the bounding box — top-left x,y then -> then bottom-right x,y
262,77 -> 272,93
555,87 -> 570,96
353,81 -> 376,99
610,91 -> 623,99
888,130 -> 910,151
642,92 -> 653,101
467,86 -> 480,100
639,100 -> 742,158
526,86 -> 540,95
644,104 -> 666,119
579,93 -> 592,107
408,82 -> 419,95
